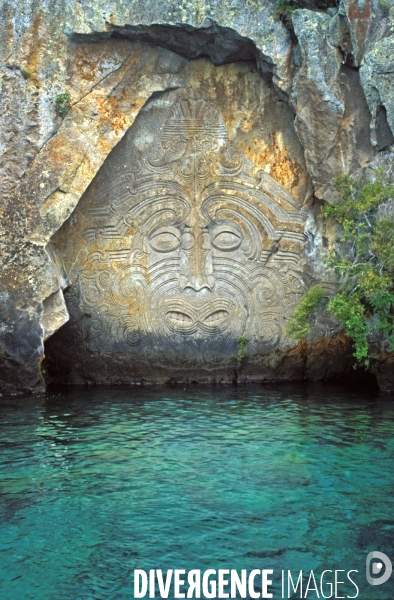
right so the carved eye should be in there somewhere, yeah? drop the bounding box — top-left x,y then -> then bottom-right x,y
212,230 -> 242,251
149,227 -> 180,252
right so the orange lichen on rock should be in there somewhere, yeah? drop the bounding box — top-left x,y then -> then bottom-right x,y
21,9 -> 54,85
46,131 -> 79,168
98,96 -> 129,134
68,40 -> 134,99
239,133 -> 302,193
73,49 -> 108,87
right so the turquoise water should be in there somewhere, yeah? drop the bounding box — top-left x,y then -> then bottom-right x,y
0,384 -> 394,600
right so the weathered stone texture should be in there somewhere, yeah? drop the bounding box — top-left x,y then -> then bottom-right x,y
292,10 -> 374,201
362,34 -> 394,149
45,67 -> 314,384
0,0 -> 393,394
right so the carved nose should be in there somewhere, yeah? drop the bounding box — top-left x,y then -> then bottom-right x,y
179,228 -> 215,292
179,273 -> 215,292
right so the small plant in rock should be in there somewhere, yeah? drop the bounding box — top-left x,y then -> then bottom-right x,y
237,336 -> 249,364
274,0 -> 306,30
20,66 -> 31,80
55,92 -> 70,117
274,0 -> 339,31
379,0 -> 390,10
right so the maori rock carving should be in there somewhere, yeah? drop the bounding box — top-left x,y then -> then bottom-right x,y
53,98 -> 309,381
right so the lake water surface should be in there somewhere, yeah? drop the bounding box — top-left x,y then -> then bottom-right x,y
0,384 -> 393,599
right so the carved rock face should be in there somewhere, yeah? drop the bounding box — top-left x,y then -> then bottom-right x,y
47,92 -> 311,383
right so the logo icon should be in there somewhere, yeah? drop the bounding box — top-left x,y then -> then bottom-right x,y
366,551 -> 392,585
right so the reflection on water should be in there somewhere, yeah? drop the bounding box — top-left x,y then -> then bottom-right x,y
0,384 -> 393,599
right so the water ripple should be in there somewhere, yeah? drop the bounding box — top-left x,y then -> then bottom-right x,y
0,384 -> 393,599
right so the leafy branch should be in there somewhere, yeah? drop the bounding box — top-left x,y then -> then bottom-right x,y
287,163 -> 394,368
287,285 -> 326,340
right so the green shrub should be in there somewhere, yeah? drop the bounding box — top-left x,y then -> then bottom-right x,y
327,292 -> 369,363
287,166 -> 394,368
287,285 -> 326,341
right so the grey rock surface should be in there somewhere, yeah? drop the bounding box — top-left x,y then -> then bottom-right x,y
0,0 -> 393,394
292,9 -> 374,201
362,33 -> 394,149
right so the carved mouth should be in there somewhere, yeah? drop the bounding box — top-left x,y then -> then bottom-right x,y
163,299 -> 231,334
202,310 -> 228,327
167,311 -> 194,326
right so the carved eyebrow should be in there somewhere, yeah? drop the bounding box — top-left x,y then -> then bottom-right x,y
149,226 -> 181,238
212,222 -> 243,235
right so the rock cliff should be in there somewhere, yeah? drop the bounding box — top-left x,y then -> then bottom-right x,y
0,0 -> 393,394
